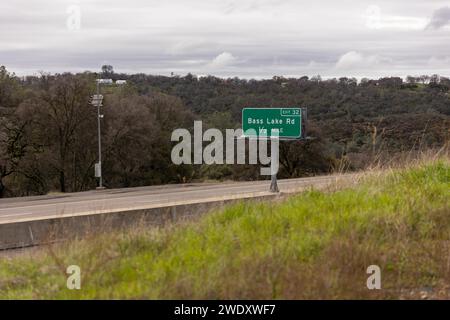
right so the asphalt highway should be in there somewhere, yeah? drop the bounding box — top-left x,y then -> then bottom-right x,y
0,174 -> 353,224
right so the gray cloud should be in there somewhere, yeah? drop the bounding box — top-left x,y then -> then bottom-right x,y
426,6 -> 450,29
0,1 -> 450,78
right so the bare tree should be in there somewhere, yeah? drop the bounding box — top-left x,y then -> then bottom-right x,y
16,74 -> 96,192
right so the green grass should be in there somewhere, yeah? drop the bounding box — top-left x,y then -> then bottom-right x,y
0,159 -> 449,299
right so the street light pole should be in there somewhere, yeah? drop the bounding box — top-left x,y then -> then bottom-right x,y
96,80 -> 103,189
91,78 -> 126,190
91,80 -> 105,189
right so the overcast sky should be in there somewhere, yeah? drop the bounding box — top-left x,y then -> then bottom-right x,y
1,0 -> 450,78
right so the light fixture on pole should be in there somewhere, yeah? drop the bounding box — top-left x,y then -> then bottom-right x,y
90,78 -> 127,190
91,79 -> 107,189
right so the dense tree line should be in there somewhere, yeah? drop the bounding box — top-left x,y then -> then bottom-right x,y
0,65 -> 448,197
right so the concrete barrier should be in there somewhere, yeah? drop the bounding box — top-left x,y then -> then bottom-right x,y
0,194 -> 279,250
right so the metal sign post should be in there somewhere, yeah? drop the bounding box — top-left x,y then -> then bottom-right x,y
270,136 -> 279,193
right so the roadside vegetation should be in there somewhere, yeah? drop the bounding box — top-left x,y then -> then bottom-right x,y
1,65 -> 449,197
0,155 -> 449,299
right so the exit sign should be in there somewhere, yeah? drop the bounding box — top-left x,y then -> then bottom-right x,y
242,108 -> 302,139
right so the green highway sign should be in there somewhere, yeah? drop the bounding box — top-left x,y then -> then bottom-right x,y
242,108 -> 302,139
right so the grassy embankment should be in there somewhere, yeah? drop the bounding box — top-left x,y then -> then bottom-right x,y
0,157 -> 449,299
